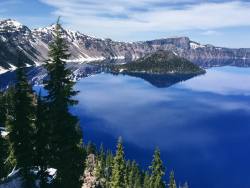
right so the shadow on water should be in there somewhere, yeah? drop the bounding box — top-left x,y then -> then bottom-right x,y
118,72 -> 202,88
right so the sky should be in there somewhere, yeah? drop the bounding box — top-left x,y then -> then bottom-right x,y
0,0 -> 250,48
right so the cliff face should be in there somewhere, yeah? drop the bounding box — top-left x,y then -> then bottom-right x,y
1,19 -> 250,74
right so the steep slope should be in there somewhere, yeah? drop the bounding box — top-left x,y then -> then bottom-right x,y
0,19 -> 250,74
0,19 -> 46,70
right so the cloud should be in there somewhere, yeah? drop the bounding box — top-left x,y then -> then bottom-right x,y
39,0 -> 250,40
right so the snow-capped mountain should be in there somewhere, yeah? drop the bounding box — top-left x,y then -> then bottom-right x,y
1,19 -> 250,74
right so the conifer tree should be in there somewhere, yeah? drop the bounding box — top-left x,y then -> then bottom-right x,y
124,160 -> 131,187
149,148 -> 166,188
128,161 -> 142,188
0,92 -> 6,179
0,92 -> 5,126
95,144 -> 105,180
168,170 -> 177,188
105,149 -> 113,187
34,91 -> 49,187
0,133 -> 5,179
44,18 -> 84,188
1,87 -> 15,178
143,171 -> 151,188
6,58 -> 35,185
111,137 -> 126,188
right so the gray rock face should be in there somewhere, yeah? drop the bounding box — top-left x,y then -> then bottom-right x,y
0,19 -> 250,73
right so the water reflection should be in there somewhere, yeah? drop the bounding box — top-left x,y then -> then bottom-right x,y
74,66 -> 250,188
1,62 -> 250,188
119,72 -> 200,88
179,67 -> 250,95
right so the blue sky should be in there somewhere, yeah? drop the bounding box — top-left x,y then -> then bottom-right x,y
1,0 -> 250,48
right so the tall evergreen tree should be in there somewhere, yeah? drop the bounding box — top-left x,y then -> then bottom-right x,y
34,91 -> 49,187
149,148 -> 166,188
44,18 -> 84,188
168,170 -> 177,188
111,137 -> 126,188
6,58 -> 35,185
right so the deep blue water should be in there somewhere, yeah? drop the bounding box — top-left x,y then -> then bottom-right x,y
2,65 -> 250,188
71,66 -> 250,188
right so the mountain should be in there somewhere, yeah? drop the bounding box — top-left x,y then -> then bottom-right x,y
110,50 -> 205,74
1,19 -> 250,74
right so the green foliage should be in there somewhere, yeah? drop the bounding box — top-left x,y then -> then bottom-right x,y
143,171 -> 151,188
95,144 -> 106,180
124,160 -> 131,187
111,137 -> 126,188
0,92 -> 8,179
0,92 -> 6,125
127,161 -> 142,188
0,87 -> 15,176
33,91 -> 50,187
104,149 -> 114,185
168,170 -> 177,188
6,59 -> 36,186
0,129 -> 8,180
149,147 -> 166,188
44,18 -> 84,188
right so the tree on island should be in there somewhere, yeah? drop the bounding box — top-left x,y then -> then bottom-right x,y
44,18 -> 84,188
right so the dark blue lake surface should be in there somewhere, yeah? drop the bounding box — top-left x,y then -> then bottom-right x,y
71,66 -> 250,188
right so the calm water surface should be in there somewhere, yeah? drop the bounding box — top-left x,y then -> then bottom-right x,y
71,66 -> 250,188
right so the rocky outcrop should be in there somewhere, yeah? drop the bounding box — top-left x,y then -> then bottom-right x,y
82,154 -> 102,188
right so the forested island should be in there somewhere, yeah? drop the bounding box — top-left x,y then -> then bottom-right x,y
111,51 -> 205,75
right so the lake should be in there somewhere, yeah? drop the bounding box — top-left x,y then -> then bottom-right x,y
71,66 -> 250,188
1,65 -> 250,188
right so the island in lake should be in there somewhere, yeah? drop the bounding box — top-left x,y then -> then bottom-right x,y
110,50 -> 206,75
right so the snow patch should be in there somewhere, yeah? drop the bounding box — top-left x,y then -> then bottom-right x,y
0,35 -> 7,42
112,56 -> 125,60
190,42 -> 205,49
65,56 -> 105,63
9,64 -> 17,71
0,67 -> 8,74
